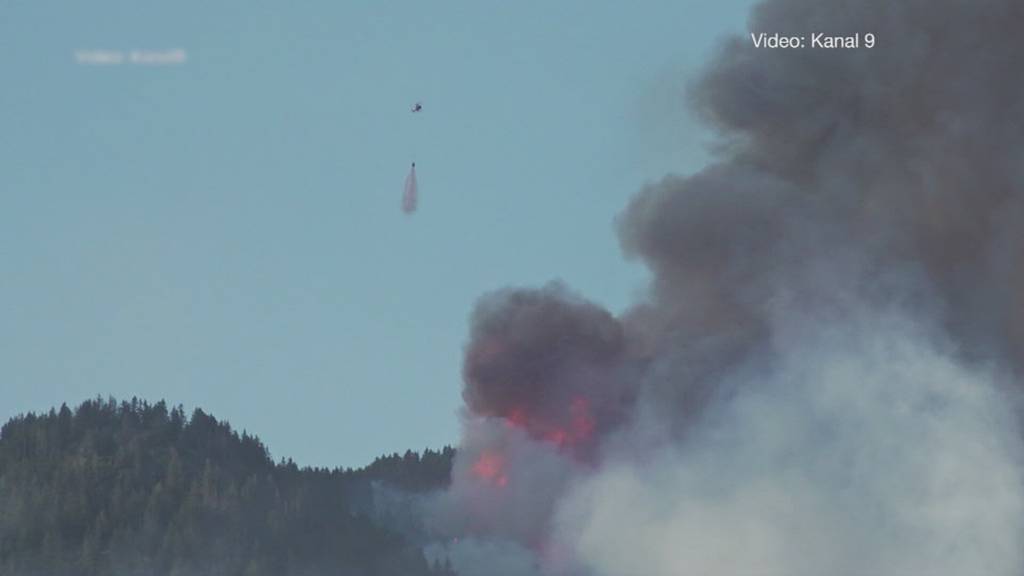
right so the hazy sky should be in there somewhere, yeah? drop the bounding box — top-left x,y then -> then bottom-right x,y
1,0 -> 755,467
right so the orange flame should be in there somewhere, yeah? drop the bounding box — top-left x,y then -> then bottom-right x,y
505,407 -> 528,429
471,451 -> 509,487
499,395 -> 597,451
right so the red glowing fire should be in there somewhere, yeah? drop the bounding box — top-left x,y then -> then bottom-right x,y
505,407 -> 528,429
471,450 -> 508,487
473,396 -> 598,488
501,395 -> 596,449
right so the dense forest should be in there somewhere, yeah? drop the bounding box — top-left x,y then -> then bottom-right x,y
0,398 -> 457,576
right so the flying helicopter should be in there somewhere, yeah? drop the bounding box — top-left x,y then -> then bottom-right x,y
403,103 -> 422,213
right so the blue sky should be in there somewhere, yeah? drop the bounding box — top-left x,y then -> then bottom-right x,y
1,0 -> 755,466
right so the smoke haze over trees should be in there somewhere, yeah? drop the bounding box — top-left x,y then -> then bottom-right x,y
0,398 -> 455,576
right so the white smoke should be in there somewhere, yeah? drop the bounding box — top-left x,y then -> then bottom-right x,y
429,0 -> 1024,573
555,306 -> 1024,575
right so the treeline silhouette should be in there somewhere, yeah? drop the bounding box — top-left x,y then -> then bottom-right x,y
0,398 -> 457,576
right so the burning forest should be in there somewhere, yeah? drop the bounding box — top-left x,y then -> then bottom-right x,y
6,0 -> 1024,574
421,0 -> 1024,574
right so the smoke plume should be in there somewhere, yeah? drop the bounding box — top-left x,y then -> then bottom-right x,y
431,0 -> 1024,574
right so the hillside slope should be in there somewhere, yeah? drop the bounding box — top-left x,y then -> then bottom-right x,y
0,398 -> 455,576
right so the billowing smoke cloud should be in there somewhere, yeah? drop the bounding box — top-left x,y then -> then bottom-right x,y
462,285 -> 634,458
429,0 -> 1024,574
554,308 -> 1024,575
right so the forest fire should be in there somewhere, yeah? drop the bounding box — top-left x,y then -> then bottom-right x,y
498,396 -> 596,452
438,2 -> 1024,574
470,450 -> 508,487
504,407 -> 528,429
466,396 -> 597,494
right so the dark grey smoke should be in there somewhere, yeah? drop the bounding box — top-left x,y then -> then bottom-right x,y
461,284 -> 635,458
463,284 -> 625,421
434,0 -> 1024,574
682,0 -> 1024,367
